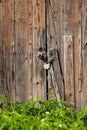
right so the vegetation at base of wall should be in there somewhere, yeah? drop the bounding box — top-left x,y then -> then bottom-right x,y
0,95 -> 87,130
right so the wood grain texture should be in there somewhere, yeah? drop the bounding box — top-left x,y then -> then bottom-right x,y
15,0 -> 29,102
48,0 -> 65,99
64,0 -> 81,109
28,0 -> 33,100
0,0 -> 3,94
78,0 -> 82,110
0,0 -> 13,101
64,35 -> 75,107
32,0 -> 46,100
81,0 -> 87,108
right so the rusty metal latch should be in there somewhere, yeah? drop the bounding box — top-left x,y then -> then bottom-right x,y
36,47 -> 54,70
36,49 -> 50,70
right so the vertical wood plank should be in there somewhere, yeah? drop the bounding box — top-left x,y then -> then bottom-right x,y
1,0 -> 7,95
32,0 -> 39,100
32,0 -> 46,100
64,35 -> 75,106
27,0 -> 33,100
0,0 -> 3,94
39,0 -> 46,100
15,0 -> 29,102
78,0 -> 82,110
64,0 -> 80,109
48,0 -> 64,99
73,0 -> 80,109
6,0 -> 14,102
23,0 -> 30,100
0,0 -> 13,101
81,0 -> 87,108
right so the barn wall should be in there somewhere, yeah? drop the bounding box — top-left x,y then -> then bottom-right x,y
0,0 -> 46,103
0,0 -> 87,110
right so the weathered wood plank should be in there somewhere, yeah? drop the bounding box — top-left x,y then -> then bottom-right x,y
49,64 -> 61,101
78,0 -> 82,110
32,0 -> 46,100
1,0 -> 7,95
37,0 -> 46,100
81,0 -> 87,108
0,0 -> 3,94
64,35 -> 75,107
32,0 -> 39,100
6,0 -> 14,102
48,0 -> 64,99
27,0 -> 33,100
73,0 -> 80,109
15,0 -> 29,102
23,0 -> 30,100
64,0 -> 80,109
0,0 -> 13,101
48,48 -> 64,100
47,0 -> 55,97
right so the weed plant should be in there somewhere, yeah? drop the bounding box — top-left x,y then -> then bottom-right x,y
0,95 -> 87,130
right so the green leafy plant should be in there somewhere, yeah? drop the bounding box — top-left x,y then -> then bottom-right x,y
0,95 -> 87,130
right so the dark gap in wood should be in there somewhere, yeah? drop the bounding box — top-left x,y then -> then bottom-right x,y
86,17 -> 87,31
56,49 -> 65,100
72,36 -> 76,108
13,0 -> 16,99
45,0 -> 48,100
79,0 -> 82,110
